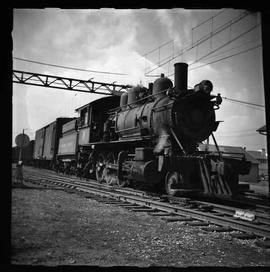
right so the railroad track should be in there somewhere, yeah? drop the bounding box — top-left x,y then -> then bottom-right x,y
15,166 -> 270,243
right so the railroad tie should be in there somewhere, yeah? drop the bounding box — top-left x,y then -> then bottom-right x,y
230,233 -> 257,240
211,212 -> 226,217
150,212 -> 173,216
122,205 -> 140,209
161,216 -> 194,222
201,226 -> 233,232
187,221 -> 210,227
255,239 -> 270,249
115,203 -> 133,206
130,208 -> 154,212
102,201 -> 123,204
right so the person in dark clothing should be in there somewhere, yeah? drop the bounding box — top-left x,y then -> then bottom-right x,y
15,161 -> 24,184
54,158 -> 60,174
76,159 -> 83,179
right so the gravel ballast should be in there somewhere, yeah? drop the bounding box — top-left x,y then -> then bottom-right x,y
11,187 -> 270,266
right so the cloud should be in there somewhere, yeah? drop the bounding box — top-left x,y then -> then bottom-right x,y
13,85 -> 30,135
156,9 -> 193,49
12,9 -> 266,151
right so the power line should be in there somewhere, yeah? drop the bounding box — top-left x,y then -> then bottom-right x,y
170,43 -> 262,73
145,10 -> 251,75
143,40 -> 174,57
215,128 -> 263,135
224,102 -> 265,111
13,69 -> 264,111
143,10 -> 226,72
222,95 -> 264,108
192,9 -> 226,32
215,133 -> 259,138
143,10 -> 226,60
13,57 -> 129,76
196,38 -> 259,62
189,24 -> 261,67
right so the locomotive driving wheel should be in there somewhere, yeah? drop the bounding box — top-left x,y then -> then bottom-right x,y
117,177 -> 127,187
104,152 -> 118,185
95,153 -> 106,183
165,171 -> 183,196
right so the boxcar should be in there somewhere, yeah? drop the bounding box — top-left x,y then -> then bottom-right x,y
33,117 -> 76,168
58,119 -> 78,160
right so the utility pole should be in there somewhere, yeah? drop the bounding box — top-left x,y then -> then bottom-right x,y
261,11 -> 270,198
15,128 -> 30,163
18,129 -> 24,162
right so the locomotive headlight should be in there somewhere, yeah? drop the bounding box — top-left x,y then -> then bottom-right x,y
194,80 -> 213,94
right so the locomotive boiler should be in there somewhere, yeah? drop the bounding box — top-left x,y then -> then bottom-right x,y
86,62 -> 251,197
116,63 -> 220,152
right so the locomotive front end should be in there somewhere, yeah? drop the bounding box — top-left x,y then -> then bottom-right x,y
171,86 -> 221,145
151,62 -> 222,152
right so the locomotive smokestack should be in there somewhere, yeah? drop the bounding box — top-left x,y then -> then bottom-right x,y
148,82 -> 153,95
174,62 -> 188,94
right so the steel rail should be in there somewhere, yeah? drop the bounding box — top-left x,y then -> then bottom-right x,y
21,167 -> 270,239
24,167 -> 270,211
24,167 -> 270,217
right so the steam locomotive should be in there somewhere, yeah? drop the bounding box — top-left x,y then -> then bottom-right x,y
35,62 -> 251,197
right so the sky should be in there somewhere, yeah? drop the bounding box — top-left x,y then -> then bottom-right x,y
12,8 -> 267,152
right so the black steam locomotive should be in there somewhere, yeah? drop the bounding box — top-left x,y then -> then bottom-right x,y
35,62 -> 251,197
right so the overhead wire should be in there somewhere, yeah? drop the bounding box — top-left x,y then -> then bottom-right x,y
145,10 -> 251,75
188,44 -> 262,72
222,96 -> 264,108
194,38 -> 260,62
215,133 -> 259,138
13,69 -> 265,110
143,10 -> 227,73
13,11 -> 264,113
13,57 -> 129,76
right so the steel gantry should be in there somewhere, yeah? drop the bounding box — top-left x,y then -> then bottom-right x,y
12,70 -> 131,96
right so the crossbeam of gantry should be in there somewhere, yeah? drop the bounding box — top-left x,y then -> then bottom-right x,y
13,70 -> 131,96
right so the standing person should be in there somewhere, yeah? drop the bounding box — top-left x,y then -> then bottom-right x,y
55,158 -> 60,174
76,158 -> 83,179
15,161 -> 24,184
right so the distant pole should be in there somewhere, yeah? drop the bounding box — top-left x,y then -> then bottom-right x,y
261,11 -> 270,198
18,129 -> 24,162
206,137 -> 209,152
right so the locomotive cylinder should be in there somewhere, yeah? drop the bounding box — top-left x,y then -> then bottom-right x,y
125,160 -> 161,184
174,62 -> 188,94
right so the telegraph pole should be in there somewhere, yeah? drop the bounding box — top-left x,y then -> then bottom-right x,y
15,129 -> 30,163
261,11 -> 270,197
18,129 -> 24,162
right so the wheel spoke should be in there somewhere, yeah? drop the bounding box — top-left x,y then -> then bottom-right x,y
165,171 -> 182,196
104,152 -> 117,185
95,153 -> 106,183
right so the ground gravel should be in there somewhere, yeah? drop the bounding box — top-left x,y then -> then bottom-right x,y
11,186 -> 270,267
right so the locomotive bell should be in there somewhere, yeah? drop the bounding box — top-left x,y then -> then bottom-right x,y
153,74 -> 173,98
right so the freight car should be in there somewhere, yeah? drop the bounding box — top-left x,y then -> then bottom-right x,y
57,62 -> 251,198
33,117 -> 76,168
